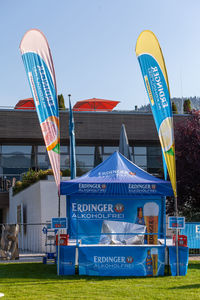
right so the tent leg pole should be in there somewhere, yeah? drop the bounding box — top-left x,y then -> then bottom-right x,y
58,194 -> 60,217
175,196 -> 179,276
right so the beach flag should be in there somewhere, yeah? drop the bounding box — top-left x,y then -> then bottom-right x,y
136,30 -> 177,197
20,29 -> 60,192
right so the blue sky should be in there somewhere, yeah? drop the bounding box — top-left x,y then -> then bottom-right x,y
1,0 -> 200,110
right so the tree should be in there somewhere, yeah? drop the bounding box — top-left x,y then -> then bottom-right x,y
94,146 -> 103,167
57,94 -> 66,110
167,111 -> 200,220
172,101 -> 178,114
183,99 -> 192,114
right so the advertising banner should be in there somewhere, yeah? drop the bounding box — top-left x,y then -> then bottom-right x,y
69,197 -> 164,244
136,30 -> 177,197
169,246 -> 189,276
20,29 -> 60,191
79,245 -> 165,276
180,222 -> 200,249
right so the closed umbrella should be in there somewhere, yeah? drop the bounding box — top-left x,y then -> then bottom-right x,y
119,124 -> 132,161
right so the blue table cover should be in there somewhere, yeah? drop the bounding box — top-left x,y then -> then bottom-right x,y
78,245 -> 165,276
168,246 -> 189,276
58,245 -> 76,275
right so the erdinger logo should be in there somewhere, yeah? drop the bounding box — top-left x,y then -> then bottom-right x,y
151,184 -> 156,190
126,256 -> 133,263
114,203 -> 124,213
101,184 -> 107,189
129,172 -> 136,176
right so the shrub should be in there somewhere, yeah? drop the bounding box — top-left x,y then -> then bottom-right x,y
13,169 -> 55,195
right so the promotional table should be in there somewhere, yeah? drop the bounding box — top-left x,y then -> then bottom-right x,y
58,244 -> 165,276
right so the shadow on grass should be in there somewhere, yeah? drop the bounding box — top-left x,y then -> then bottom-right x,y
0,263 -> 163,283
188,262 -> 200,270
170,284 -> 200,290
0,261 -> 199,283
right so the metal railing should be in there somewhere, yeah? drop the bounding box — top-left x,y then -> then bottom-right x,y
0,223 -> 67,260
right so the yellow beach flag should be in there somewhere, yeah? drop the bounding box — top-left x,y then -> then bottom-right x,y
136,30 -> 177,197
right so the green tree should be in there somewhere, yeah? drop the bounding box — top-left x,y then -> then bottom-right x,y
57,94 -> 66,109
183,99 -> 191,114
172,101 -> 178,114
167,111 -> 200,221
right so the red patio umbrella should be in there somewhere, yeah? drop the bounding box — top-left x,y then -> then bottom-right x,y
73,98 -> 120,111
15,98 -> 36,110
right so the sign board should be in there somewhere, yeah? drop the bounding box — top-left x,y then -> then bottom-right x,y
168,217 -> 185,229
52,218 -> 68,229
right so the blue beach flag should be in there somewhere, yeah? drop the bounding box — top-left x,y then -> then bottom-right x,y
69,98 -> 76,179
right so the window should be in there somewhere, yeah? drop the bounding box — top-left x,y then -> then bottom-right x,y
103,146 -> 118,154
76,146 -> 95,154
2,145 -> 32,154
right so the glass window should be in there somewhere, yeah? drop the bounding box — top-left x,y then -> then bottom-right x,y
134,156 -> 147,168
147,146 -> 162,156
60,155 -> 69,168
3,168 -> 28,180
76,155 -> 94,167
37,146 -> 46,153
37,154 -> 50,168
76,146 -> 95,154
134,147 -> 147,155
102,155 -> 110,162
147,156 -> 162,168
2,145 -> 32,154
1,154 -> 32,168
60,146 -> 68,154
103,146 -> 118,154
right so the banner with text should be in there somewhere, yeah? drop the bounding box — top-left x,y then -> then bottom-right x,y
69,197 -> 164,244
20,29 -> 60,191
79,245 -> 165,276
136,30 -> 177,197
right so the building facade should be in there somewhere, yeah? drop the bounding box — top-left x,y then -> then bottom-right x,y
0,108 -> 186,222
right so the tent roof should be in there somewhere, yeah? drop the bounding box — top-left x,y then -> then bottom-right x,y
60,151 -> 173,197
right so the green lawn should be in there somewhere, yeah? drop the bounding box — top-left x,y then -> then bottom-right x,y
0,261 -> 199,300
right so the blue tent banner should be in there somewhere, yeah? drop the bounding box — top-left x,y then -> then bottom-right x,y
68,196 -> 164,244
79,245 -> 165,276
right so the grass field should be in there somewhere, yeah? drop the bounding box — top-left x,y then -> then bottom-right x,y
0,261 -> 199,300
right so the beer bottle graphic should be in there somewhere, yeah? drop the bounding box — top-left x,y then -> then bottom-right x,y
145,249 -> 153,276
135,207 -> 145,225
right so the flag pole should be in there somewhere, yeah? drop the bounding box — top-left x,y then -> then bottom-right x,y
68,94 -> 76,180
